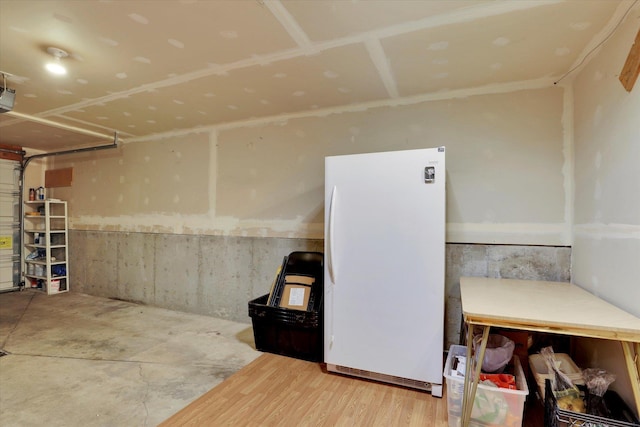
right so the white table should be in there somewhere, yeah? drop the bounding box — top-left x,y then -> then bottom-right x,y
459,277 -> 640,427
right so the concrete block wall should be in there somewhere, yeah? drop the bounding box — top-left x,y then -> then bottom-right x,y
70,230 -> 570,347
69,230 -> 323,321
444,244 -> 571,348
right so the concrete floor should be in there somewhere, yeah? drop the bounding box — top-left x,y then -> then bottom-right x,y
0,290 -> 261,427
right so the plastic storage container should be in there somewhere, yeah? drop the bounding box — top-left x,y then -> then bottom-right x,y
248,294 -> 323,362
249,252 -> 324,362
529,353 -> 584,399
444,344 -> 529,427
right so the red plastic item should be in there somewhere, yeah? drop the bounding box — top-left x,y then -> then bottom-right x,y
479,373 -> 517,389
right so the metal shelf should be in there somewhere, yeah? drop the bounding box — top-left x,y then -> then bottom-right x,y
23,200 -> 69,295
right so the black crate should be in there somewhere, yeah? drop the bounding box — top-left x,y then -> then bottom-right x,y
268,251 -> 324,309
249,294 -> 323,362
544,379 -> 640,427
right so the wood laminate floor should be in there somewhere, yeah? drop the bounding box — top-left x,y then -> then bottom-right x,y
160,353 -> 450,426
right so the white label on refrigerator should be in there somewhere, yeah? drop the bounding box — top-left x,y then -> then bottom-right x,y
425,166 -> 435,183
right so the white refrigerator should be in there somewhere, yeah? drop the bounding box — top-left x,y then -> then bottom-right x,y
324,147 -> 445,397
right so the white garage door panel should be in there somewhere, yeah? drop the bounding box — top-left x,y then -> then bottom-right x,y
0,158 -> 21,291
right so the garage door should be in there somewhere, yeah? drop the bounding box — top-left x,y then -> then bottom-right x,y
0,158 -> 21,291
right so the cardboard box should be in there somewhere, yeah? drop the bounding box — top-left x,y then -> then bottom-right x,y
284,275 -> 315,286
280,284 -> 311,310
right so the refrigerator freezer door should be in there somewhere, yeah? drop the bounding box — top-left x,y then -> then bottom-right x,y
324,147 -> 445,387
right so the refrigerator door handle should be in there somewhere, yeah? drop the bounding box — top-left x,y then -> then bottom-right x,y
327,185 -> 337,284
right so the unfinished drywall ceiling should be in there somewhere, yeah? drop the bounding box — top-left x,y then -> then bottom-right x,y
0,0 -> 629,151
382,1 -> 624,94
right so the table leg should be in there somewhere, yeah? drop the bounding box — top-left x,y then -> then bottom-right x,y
461,325 -> 490,427
461,324 -> 474,426
621,341 -> 640,418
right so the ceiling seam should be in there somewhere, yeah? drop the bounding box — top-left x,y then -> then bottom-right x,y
125,76 -> 557,144
0,111 -> 136,138
5,111 -> 117,141
47,114 -> 136,138
32,46 -> 308,118
262,0 -> 313,50
372,0 -> 564,39
26,0 -> 566,121
364,38 -> 399,98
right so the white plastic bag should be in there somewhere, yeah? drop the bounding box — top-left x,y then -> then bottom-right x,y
473,334 -> 515,373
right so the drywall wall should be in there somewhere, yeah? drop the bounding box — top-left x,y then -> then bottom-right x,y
218,87 -> 567,244
51,85 -> 569,246
571,4 -> 639,413
52,134 -> 210,221
572,7 -> 639,318
22,157 -> 45,200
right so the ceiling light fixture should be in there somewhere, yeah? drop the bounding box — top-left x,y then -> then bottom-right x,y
45,47 -> 69,75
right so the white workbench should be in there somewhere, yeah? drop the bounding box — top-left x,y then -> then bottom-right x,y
459,277 -> 640,426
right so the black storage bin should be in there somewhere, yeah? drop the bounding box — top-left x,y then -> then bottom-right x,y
249,294 -> 323,362
544,379 -> 639,427
267,251 -> 324,309
248,252 -> 324,362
